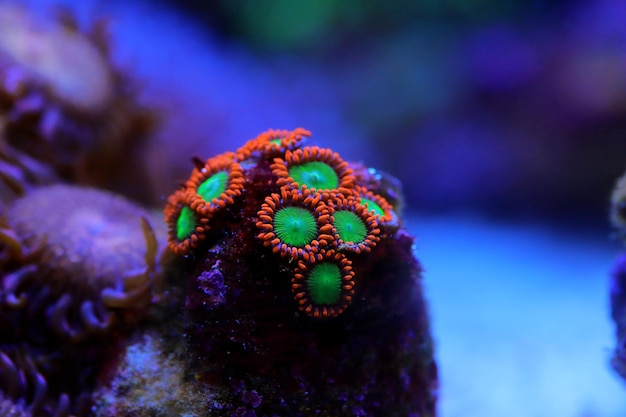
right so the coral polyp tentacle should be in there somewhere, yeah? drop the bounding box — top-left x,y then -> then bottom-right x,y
0,225 -> 26,259
28,369 -> 47,412
327,194 -> 380,254
53,393 -> 71,417
235,127 -> 311,161
101,278 -> 150,308
80,300 -> 111,331
101,215 -> 156,308
2,265 -> 37,308
256,187 -> 334,259
0,154 -> 30,196
271,146 -> 355,193
0,346 -> 75,416
292,250 -> 355,318
0,352 -> 20,398
140,216 -> 158,269
50,294 -> 77,340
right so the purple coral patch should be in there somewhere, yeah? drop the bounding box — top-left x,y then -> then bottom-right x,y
196,264 -> 227,308
241,390 -> 262,408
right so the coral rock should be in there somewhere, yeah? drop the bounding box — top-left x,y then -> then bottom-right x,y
160,128 -> 438,416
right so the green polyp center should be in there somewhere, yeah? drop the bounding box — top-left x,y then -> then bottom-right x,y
270,138 -> 283,146
274,206 -> 317,247
289,161 -> 338,190
307,262 -> 342,305
334,210 -> 367,243
197,171 -> 229,202
360,197 -> 385,217
176,206 -> 196,241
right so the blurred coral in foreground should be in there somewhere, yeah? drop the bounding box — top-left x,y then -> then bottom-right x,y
0,4 -> 155,206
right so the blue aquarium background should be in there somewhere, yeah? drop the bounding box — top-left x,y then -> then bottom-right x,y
16,0 -> 626,415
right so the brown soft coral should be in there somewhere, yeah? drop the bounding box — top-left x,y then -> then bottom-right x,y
0,5 -> 155,203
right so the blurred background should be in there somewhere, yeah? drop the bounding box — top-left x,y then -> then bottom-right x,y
16,0 -> 626,415
137,0 -> 626,231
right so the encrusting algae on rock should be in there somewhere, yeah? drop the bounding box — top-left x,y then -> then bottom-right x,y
98,127 -> 437,416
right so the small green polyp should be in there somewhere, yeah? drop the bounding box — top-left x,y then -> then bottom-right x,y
360,197 -> 385,217
289,161 -> 338,190
176,206 -> 196,241
197,171 -> 229,202
334,210 -> 367,243
307,262 -> 342,305
274,206 -> 317,247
